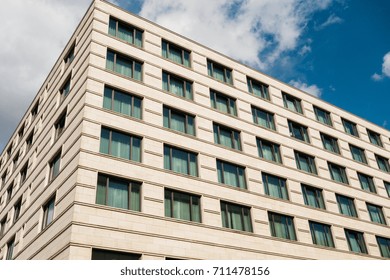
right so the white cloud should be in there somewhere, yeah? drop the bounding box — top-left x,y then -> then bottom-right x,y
372,51 -> 390,81
140,0 -> 334,69
289,80 -> 322,97
316,14 -> 343,30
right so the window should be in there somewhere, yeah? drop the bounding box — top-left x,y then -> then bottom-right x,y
301,184 -> 325,209
349,144 -> 367,164
164,189 -> 200,222
162,71 -> 193,99
162,40 -> 190,67
6,185 -> 13,204
106,50 -> 142,81
342,118 -> 359,137
207,60 -> 232,84
256,138 -> 282,163
26,132 -> 33,151
92,248 -> 141,260
20,164 -> 28,184
268,212 -> 296,240
357,173 -> 376,193
55,111 -> 66,139
6,236 -> 15,260
31,102 -> 39,121
49,151 -> 61,181
210,90 -> 237,116
216,160 -> 246,189
320,133 -> 340,154
1,173 -> 5,189
0,217 -> 6,237
282,92 -> 302,114
375,154 -> 390,172
309,221 -> 334,247
262,173 -> 288,200
163,106 -> 195,135
213,123 -> 241,150
220,201 -> 252,232
18,125 -> 25,139
64,44 -> 75,65
345,229 -> 367,254
100,127 -> 141,162
367,203 -> 386,225
376,236 -> 390,258
288,120 -> 310,143
6,146 -> 12,160
103,86 -> 142,119
294,151 -> 317,174
60,76 -> 71,99
385,181 -> 390,197
13,199 -> 22,223
328,162 -> 348,184
336,194 -> 357,217
163,145 -> 197,176
96,174 -> 141,211
314,106 -> 332,126
108,17 -> 143,47
13,154 -> 19,171
247,77 -> 269,100
367,129 -> 382,147
251,106 -> 275,130
42,195 -> 56,229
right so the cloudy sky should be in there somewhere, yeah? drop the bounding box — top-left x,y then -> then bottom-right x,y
0,0 -> 389,153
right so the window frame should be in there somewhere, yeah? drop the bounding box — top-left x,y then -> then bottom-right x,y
367,203 -> 386,225
103,86 -> 142,119
49,151 -> 62,181
163,145 -> 198,177
282,92 -> 303,114
288,120 -> 310,143
251,106 -> 276,130
13,198 -> 22,224
164,189 -> 201,222
256,138 -> 282,163
345,229 -> 368,254
342,118 -> 359,137
163,106 -> 195,135
262,173 -> 289,200
162,71 -> 193,100
335,194 -> 357,217
42,195 -> 56,230
216,159 -> 247,189
26,132 -> 34,151
54,110 -> 67,139
301,184 -> 325,209
294,151 -> 317,174
210,89 -> 237,116
64,43 -> 75,66
376,236 -> 390,258
349,144 -> 367,164
207,59 -> 233,85
309,221 -> 334,248
247,77 -> 269,100
268,211 -> 297,240
213,123 -> 242,151
106,49 -> 143,81
60,76 -> 71,101
328,162 -> 349,184
313,106 -> 332,126
108,17 -> 143,47
375,154 -> 390,172
357,172 -> 376,193
385,181 -> 390,198
161,39 -> 191,67
320,133 -> 340,154
6,236 -> 15,260
220,201 -> 252,232
0,217 -> 6,237
367,129 -> 383,147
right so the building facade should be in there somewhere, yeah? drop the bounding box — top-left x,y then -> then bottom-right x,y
0,0 -> 389,260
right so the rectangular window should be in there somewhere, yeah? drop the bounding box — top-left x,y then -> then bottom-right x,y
164,189 -> 200,222
18,125 -> 25,139
385,181 -> 390,197
357,173 -> 376,193
216,160 -> 246,189
207,60 -> 233,84
314,106 -> 332,126
0,217 -> 6,237
301,184 -> 325,209
1,173 -> 5,189
162,40 -> 190,67
350,144 -> 367,164
367,203 -> 386,225
367,129 -> 383,147
6,185 -> 13,204
103,86 -> 142,119
92,248 -> 141,260
294,151 -> 317,174
49,152 -> 61,181
251,106 -> 275,130
106,50 -> 142,81
288,120 -> 310,143
60,76 -> 71,99
163,106 -> 195,135
64,44 -> 75,65
42,195 -> 55,229
31,102 -> 39,121
376,236 -> 390,258
210,90 -> 237,116
26,132 -> 33,151
220,201 -> 252,232
163,145 -> 197,176
13,199 -> 22,223
108,17 -> 143,47
256,138 -> 282,163
213,123 -> 241,150
55,111 -> 67,139
162,71 -> 193,99
328,162 -> 349,184
262,173 -> 288,200
96,174 -> 141,211
268,212 -> 296,240
282,92 -> 302,114
375,154 -> 390,172
342,118 -> 359,137
13,154 -> 19,172
6,236 -> 15,260
336,194 -> 357,217
320,133 -> 340,154
100,127 -> 141,162
309,221 -> 334,247
247,77 -> 269,100
345,229 -> 367,254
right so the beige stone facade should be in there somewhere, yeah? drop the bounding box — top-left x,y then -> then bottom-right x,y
0,0 -> 389,260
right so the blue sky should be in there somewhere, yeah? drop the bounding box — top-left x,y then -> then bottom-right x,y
0,0 -> 389,153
